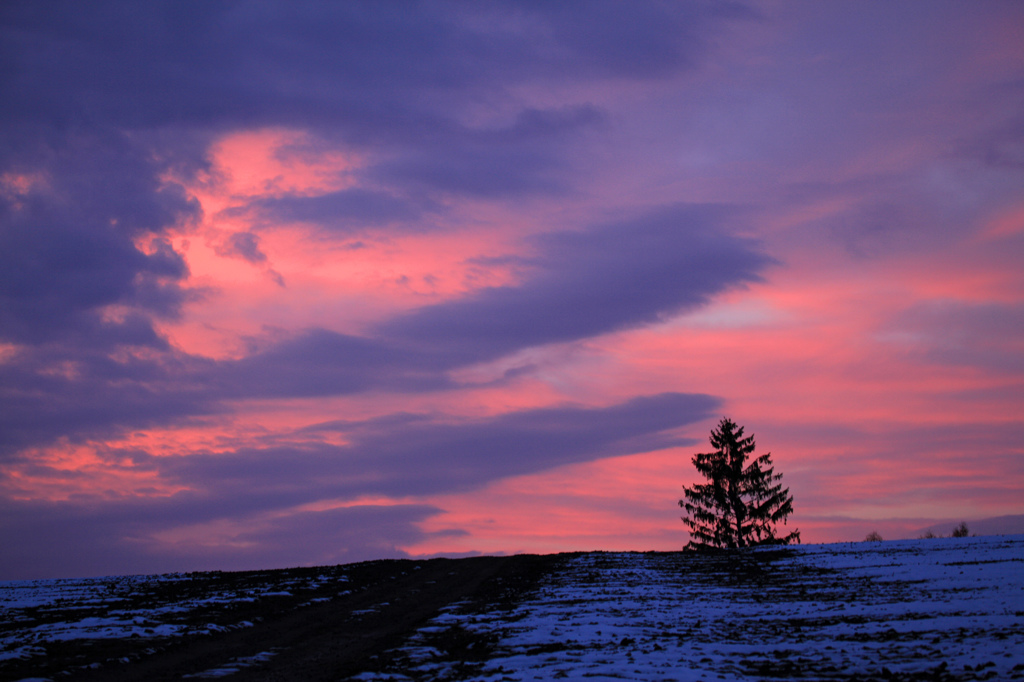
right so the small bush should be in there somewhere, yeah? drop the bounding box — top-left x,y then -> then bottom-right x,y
919,530 -> 937,539
951,521 -> 970,538
864,531 -> 883,542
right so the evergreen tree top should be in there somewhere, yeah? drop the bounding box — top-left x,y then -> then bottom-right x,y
680,417 -> 799,550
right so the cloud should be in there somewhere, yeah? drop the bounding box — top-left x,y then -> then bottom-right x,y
890,301 -> 1024,374
0,391 -> 716,578
1,2 -> 744,215
1,2 -> 739,130
0,497 -> 436,579
208,205 -> 770,400
2,2 -> 905,579
0,133 -> 207,461
982,121 -> 1024,171
156,392 -> 717,504
0,0 -> 749,361
210,504 -> 438,567
215,231 -> 267,263
2,0 -> 1019,578
212,231 -> 286,285
381,205 -> 771,362
0,202 -> 765,459
0,1 -> 748,358
331,392 -> 719,497
527,1 -> 753,78
0,345 -> 216,460
0,135 -> 197,345
369,106 -> 606,198
216,329 -> 454,399
0,3 -> 757,466
785,420 -> 1024,515
236,189 -> 423,231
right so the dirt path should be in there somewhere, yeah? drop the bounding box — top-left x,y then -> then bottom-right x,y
65,554 -> 561,682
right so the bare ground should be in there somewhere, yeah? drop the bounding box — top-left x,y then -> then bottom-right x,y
3,553 -> 563,682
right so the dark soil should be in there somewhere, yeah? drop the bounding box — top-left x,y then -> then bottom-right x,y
5,553 -> 563,682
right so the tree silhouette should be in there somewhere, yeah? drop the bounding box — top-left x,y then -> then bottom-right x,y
679,417 -> 799,550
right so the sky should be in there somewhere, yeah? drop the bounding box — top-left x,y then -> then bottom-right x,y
1,1 -> 1023,580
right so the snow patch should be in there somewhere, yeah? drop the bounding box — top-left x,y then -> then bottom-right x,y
352,535 -> 1024,681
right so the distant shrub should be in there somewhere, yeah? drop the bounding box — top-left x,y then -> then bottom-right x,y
919,530 -> 937,539
951,521 -> 970,538
864,531 -> 883,542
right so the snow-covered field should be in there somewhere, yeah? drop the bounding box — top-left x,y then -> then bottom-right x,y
2,535 -> 1022,681
354,535 -> 1024,681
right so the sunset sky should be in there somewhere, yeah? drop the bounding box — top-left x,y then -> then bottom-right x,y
2,1 -> 1023,580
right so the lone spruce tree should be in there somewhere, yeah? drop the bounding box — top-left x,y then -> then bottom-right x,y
679,418 -> 799,550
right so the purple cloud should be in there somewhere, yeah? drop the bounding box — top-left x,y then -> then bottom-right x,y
0,497 -> 438,579
158,391 -> 717,501
2,2 -> 739,128
0,139 -> 196,344
888,301 -> 1024,373
216,231 -> 267,263
0,391 -> 716,578
236,189 -> 424,232
381,205 -> 771,361
0,201 -> 765,461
